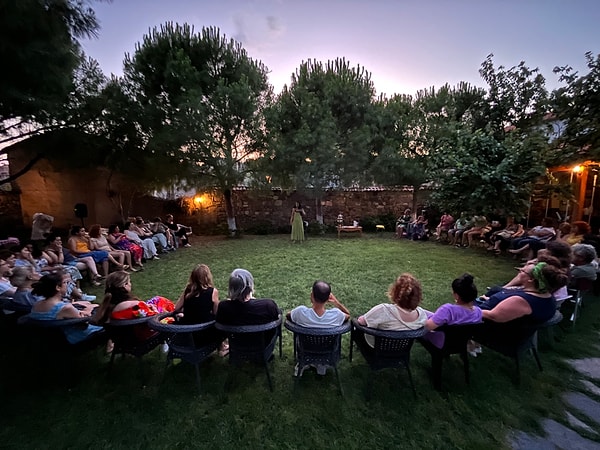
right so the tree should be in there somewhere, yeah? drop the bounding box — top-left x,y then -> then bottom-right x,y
121,23 -> 272,232
264,58 -> 375,222
551,52 -> 600,162
0,0 -> 101,149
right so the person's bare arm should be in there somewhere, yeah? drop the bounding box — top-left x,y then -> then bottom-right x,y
328,293 -> 350,320
425,318 -> 439,331
211,288 -> 219,316
481,296 -> 532,323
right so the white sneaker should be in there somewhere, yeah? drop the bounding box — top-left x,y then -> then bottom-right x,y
184,243 -> 191,248
80,294 -> 96,301
161,343 -> 169,353
152,255 -> 160,260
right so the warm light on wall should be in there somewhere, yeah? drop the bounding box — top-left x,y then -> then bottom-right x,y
193,195 -> 204,205
572,165 -> 583,174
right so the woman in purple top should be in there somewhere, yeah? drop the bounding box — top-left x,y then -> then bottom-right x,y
422,273 -> 482,349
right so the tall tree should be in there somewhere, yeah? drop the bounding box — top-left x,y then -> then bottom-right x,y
551,52 -> 600,162
122,23 -> 272,232
0,0 -> 101,149
264,58 -> 375,222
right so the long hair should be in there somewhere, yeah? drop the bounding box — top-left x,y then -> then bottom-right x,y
88,224 -> 102,239
183,264 -> 214,301
95,271 -> 137,324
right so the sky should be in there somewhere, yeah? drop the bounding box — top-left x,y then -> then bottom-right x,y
80,0 -> 600,97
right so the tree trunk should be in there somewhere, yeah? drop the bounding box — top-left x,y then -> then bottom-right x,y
315,197 -> 323,224
223,188 -> 237,233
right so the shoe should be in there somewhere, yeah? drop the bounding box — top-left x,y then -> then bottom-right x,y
91,280 -> 102,287
152,255 -> 160,260
129,266 -> 139,272
160,343 -> 169,354
184,243 -> 191,248
80,294 -> 96,301
122,264 -> 129,270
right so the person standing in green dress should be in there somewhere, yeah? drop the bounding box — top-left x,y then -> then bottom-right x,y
290,202 -> 306,242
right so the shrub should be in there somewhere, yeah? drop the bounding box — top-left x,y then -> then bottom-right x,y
244,221 -> 276,235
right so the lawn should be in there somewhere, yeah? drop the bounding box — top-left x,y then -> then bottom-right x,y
1,233 -> 598,449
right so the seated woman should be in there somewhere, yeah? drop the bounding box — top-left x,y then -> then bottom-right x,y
487,217 -> 524,255
480,262 -> 569,325
165,214 -> 191,248
68,226 -> 123,279
94,271 -> 174,342
174,264 -> 226,353
88,224 -> 135,272
9,265 -> 42,309
395,209 -> 412,239
562,221 -> 591,246
407,214 -> 429,241
421,273 -> 482,349
28,271 -> 104,344
461,214 -> 489,247
124,221 -> 160,261
449,212 -> 470,246
216,268 -> 280,329
150,217 -> 175,251
357,273 -> 427,348
435,212 -> 454,241
570,243 -> 598,284
509,217 -> 556,259
107,225 -> 144,269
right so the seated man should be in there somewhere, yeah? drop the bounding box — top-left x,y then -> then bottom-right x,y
287,280 -> 350,328
570,243 -> 598,285
0,252 -> 17,297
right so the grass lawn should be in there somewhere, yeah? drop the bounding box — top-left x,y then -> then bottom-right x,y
1,233 -> 599,449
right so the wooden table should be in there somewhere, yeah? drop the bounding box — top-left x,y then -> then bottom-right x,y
337,226 -> 362,238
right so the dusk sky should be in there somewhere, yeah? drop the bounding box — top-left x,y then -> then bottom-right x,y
81,0 -> 600,97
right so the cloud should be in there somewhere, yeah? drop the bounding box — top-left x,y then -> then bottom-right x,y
231,12 -> 284,55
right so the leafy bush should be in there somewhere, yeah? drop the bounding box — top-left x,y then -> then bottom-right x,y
244,221 -> 276,235
306,221 -> 328,236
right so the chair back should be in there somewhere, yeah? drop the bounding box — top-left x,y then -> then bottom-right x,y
215,315 -> 282,365
103,315 -> 163,357
285,320 -> 350,368
435,323 -> 479,355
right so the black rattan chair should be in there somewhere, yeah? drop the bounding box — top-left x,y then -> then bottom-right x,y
149,315 -> 222,394
350,319 -> 427,398
284,320 -> 351,394
472,310 -> 563,385
418,323 -> 480,391
103,315 -> 165,379
215,314 -> 282,392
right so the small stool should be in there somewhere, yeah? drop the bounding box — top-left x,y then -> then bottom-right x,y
376,225 -> 385,236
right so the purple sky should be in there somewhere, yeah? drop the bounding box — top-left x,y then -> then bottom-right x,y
81,0 -> 600,96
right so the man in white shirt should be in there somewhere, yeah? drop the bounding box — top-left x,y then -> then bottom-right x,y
288,281 -> 350,328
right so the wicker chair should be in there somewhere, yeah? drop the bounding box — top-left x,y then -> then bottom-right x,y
149,315 -> 222,393
349,319 -> 428,398
472,310 -> 563,385
103,315 -> 165,379
418,323 -> 480,391
215,314 -> 283,392
565,277 -> 594,328
284,319 -> 351,394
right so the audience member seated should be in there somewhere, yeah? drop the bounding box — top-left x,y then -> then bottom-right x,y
124,221 -> 160,261
508,217 -> 556,259
479,262 -> 569,324
149,217 -> 175,251
42,235 -> 86,285
173,263 -> 225,352
68,226 -> 120,279
9,266 -> 42,309
421,273 -> 482,349
461,214 -> 489,248
434,212 -> 454,241
570,243 -> 598,285
561,221 -> 591,246
395,209 -> 412,239
486,216 -> 524,255
287,280 -> 350,328
216,268 -> 280,334
107,225 -> 144,269
94,271 -> 174,342
88,224 -> 135,271
356,273 -> 427,348
449,212 -> 469,247
165,214 -> 191,248
407,213 -> 429,241
0,253 -> 17,297
132,217 -> 170,253
28,271 -> 104,344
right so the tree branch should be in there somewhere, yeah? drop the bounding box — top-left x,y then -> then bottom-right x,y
0,153 -> 45,184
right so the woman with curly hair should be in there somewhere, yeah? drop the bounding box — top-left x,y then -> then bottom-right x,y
357,273 -> 427,347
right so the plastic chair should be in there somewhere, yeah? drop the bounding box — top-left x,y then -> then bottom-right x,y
418,323 -> 480,391
349,319 -> 427,398
472,310 -> 563,385
284,320 -> 351,395
215,315 -> 283,392
566,277 -> 594,327
149,315 -> 221,394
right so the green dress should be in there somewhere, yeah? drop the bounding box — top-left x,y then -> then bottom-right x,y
291,209 -> 305,242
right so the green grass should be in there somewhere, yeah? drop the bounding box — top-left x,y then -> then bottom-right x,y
2,233 -> 600,449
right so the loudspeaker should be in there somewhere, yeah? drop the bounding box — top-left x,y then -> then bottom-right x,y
74,203 -> 88,219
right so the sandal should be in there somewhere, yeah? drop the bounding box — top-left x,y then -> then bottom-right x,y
92,279 -> 102,287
